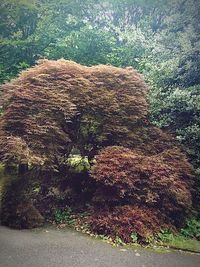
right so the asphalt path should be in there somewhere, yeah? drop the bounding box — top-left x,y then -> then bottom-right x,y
0,225 -> 199,267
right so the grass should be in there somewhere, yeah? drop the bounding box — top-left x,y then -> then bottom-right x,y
161,235 -> 200,253
85,230 -> 200,253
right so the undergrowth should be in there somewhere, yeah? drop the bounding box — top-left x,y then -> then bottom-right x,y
52,208 -> 200,252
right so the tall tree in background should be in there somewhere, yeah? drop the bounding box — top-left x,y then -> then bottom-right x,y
148,0 -> 200,178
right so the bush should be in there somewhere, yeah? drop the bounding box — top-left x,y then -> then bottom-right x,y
90,146 -> 194,226
1,177 -> 44,228
181,219 -> 200,240
0,59 -> 148,171
87,205 -> 172,243
0,60 -> 196,234
54,207 -> 75,225
149,84 -> 200,211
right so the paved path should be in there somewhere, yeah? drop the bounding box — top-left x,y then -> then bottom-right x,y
0,226 -> 199,267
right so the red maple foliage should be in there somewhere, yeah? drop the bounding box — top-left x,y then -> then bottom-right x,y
87,205 -> 173,243
0,60 -> 195,237
0,59 -> 176,171
90,146 -> 194,226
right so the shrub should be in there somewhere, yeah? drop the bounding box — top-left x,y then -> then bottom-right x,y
157,229 -> 174,243
87,205 -> 172,243
90,146 -> 194,225
1,177 -> 44,228
0,59 -> 185,171
0,59 -> 148,171
54,207 -> 75,225
181,219 -> 200,240
0,60 -> 196,233
149,85 -> 200,211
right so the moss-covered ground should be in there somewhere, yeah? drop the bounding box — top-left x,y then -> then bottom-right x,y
161,235 -> 200,253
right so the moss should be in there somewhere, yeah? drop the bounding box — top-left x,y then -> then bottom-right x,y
161,235 -> 200,253
67,154 -> 91,173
